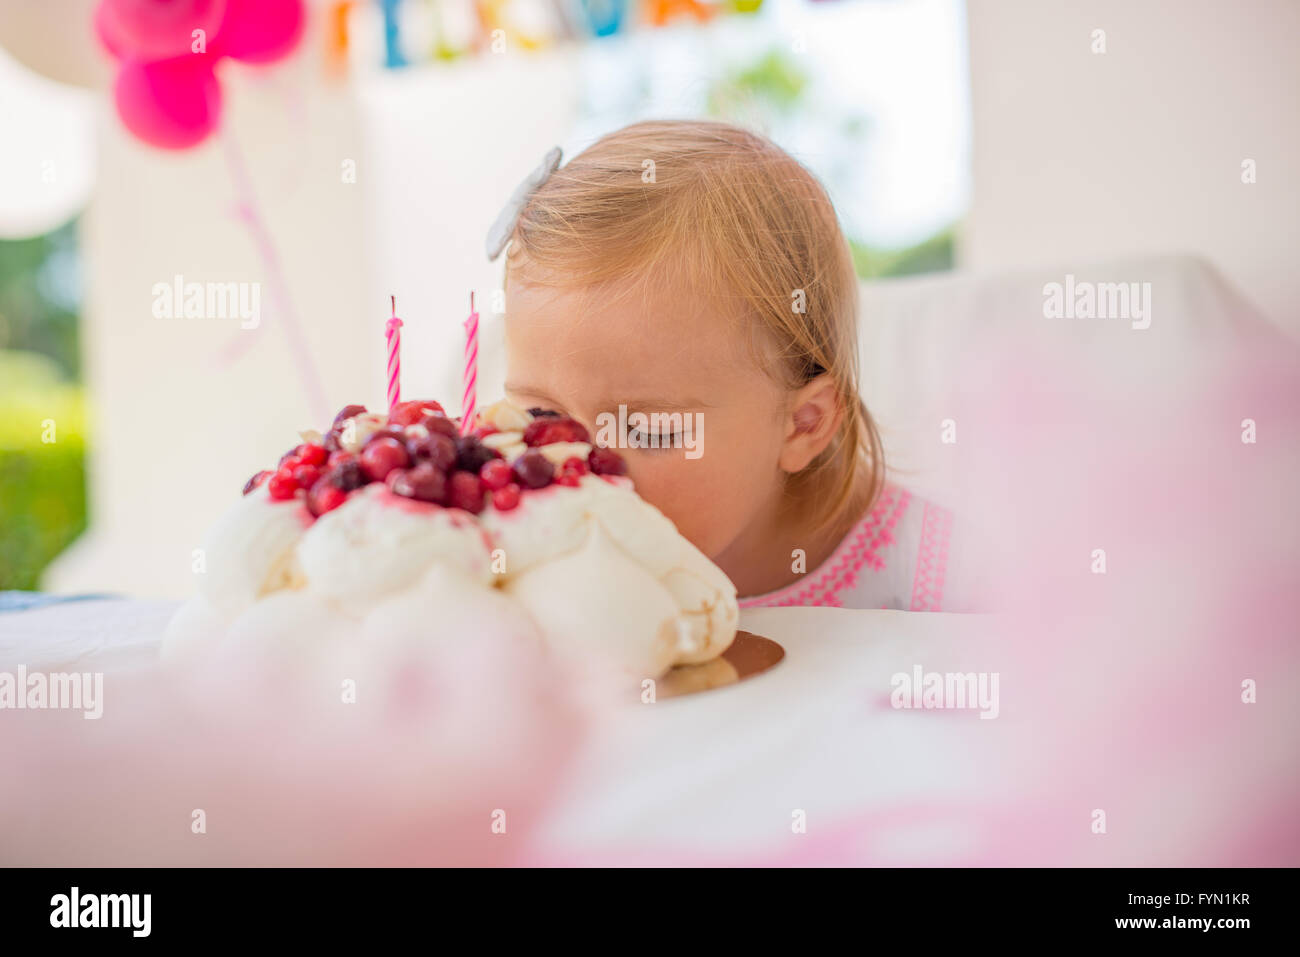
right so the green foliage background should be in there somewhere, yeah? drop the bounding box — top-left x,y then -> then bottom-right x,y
0,222 -> 87,590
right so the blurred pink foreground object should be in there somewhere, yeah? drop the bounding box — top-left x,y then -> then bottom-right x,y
0,625 -> 585,866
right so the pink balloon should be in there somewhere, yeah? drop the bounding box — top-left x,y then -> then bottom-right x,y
212,0 -> 305,65
94,2 -> 126,58
96,0 -> 229,61
114,55 -> 222,150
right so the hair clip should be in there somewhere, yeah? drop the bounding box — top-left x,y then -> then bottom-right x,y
486,146 -> 563,262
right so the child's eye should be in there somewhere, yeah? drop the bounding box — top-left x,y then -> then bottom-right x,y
626,427 -> 681,449
527,407 -> 562,418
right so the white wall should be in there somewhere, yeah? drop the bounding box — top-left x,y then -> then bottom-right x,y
355,51 -> 582,420
963,0 -> 1299,335
46,55 -> 372,597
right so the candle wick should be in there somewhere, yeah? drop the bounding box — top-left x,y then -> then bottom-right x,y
391,294 -> 396,317
470,291 -> 475,313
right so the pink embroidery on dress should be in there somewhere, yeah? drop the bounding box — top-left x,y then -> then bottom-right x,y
739,484 -> 912,609
909,500 -> 953,612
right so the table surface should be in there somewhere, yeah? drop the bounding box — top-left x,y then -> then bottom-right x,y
0,596 -> 1002,860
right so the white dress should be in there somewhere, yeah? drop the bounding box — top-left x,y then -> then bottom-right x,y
737,482 -> 976,612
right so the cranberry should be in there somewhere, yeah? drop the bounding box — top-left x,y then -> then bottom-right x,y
479,458 -> 513,491
407,432 -> 457,472
587,447 -> 627,476
523,416 -> 589,447
332,404 -> 367,427
360,436 -> 410,482
455,436 -> 500,474
327,459 -> 367,491
243,470 -> 272,495
307,480 -> 347,516
388,463 -> 447,504
555,455 -> 586,488
298,444 -> 328,467
372,423 -> 407,443
293,464 -> 322,489
385,468 -> 412,496
491,483 -> 521,511
422,412 -> 460,439
447,471 -> 486,514
322,428 -> 343,452
512,449 -> 554,489
267,469 -> 298,501
328,450 -> 358,468
475,425 -> 500,439
283,442 -> 328,470
389,399 -> 445,426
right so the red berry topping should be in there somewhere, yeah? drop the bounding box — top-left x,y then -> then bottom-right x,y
332,403 -> 369,426
512,448 -> 554,489
474,424 -> 500,439
455,436 -> 501,473
327,458 -> 367,491
388,399 -> 445,427
554,455 -> 587,488
386,469 -> 408,494
292,464 -> 322,489
267,469 -> 299,501
360,436 -> 410,482
422,412 -> 460,439
307,480 -> 348,517
298,444 -> 328,467
522,416 -> 589,447
387,463 -> 447,504
587,447 -> 627,476
491,483 -> 521,511
407,432 -> 457,472
243,470 -> 272,495
322,428 -> 343,452
447,470 -> 486,514
328,450 -> 358,468
479,458 -> 513,491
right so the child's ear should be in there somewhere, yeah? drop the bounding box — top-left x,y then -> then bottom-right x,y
778,375 -> 843,474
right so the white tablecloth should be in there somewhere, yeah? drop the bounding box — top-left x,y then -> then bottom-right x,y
5,597 -> 1291,866
535,606 -> 1009,860
0,599 -> 1005,863
0,598 -> 179,674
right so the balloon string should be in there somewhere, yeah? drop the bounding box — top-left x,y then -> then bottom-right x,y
217,126 -> 329,424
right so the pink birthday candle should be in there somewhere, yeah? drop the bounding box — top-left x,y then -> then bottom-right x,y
460,292 -> 479,436
385,295 -> 402,412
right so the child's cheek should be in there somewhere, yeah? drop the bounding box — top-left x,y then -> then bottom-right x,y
622,453 -> 736,558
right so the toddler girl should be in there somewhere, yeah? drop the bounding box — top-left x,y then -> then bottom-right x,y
496,119 -> 971,612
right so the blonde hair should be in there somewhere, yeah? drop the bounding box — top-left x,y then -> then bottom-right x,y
505,119 -> 884,532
